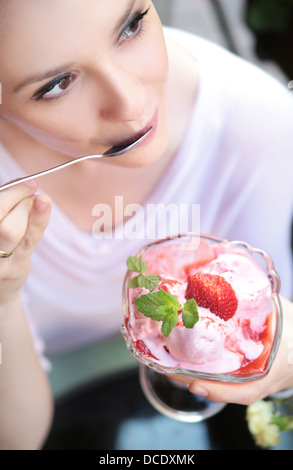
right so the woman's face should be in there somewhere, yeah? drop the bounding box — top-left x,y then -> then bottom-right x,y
0,0 -> 169,167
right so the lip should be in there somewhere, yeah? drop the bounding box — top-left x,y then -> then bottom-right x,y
115,110 -> 158,149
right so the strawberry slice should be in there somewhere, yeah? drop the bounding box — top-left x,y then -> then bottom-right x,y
185,273 -> 238,321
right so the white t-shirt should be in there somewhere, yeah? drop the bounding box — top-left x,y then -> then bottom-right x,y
0,28 -> 292,366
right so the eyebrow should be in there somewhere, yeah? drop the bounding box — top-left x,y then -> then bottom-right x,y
13,0 -> 138,94
14,63 -> 76,93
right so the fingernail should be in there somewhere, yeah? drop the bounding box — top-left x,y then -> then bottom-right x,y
25,179 -> 37,188
189,384 -> 208,398
35,195 -> 50,213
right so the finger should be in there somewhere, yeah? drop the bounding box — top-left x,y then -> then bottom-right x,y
0,197 -> 34,253
0,180 -> 38,222
188,379 -> 265,406
17,194 -> 52,255
188,299 -> 293,406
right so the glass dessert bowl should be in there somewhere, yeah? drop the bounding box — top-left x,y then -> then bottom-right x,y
121,233 -> 283,421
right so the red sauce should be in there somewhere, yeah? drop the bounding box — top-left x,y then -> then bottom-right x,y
233,313 -> 273,375
160,278 -> 182,293
134,339 -> 158,360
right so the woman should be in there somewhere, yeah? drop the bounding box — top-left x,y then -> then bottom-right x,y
0,0 -> 292,449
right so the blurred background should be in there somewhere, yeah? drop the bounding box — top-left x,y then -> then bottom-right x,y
154,0 -> 292,84
45,0 -> 293,450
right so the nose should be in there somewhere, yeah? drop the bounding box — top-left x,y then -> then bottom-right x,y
97,60 -> 146,122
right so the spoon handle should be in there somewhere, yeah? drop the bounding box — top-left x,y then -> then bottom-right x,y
0,154 -> 102,191
0,128 -> 151,192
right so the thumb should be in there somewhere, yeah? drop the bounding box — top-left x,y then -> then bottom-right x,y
19,193 -> 52,254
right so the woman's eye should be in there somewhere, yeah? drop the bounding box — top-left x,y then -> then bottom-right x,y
119,7 -> 150,42
33,74 -> 74,101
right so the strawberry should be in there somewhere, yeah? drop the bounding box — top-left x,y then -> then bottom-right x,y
185,273 -> 238,321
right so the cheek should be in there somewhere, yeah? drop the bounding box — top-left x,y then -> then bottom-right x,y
121,15 -> 168,89
143,32 -> 169,86
3,99 -> 94,145
1,107 -> 95,157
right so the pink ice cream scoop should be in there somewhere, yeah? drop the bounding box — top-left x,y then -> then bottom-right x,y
123,235 -> 280,379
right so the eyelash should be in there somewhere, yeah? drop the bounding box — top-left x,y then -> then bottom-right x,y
118,6 -> 150,43
32,73 -> 76,102
32,6 -> 151,103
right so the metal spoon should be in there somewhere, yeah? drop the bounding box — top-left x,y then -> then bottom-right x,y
0,128 -> 152,191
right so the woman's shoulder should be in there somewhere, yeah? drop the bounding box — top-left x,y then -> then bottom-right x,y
164,26 -> 291,105
165,28 -> 293,156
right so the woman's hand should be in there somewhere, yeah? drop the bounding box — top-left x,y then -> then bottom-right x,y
188,296 -> 293,405
0,180 -> 51,304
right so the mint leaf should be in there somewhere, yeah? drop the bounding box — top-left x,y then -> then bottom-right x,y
182,298 -> 199,329
156,304 -> 177,317
126,256 -> 147,273
134,290 -> 178,321
128,275 -> 140,289
138,274 -> 161,291
134,291 -> 167,320
161,310 -> 179,337
127,256 -> 160,290
155,289 -> 180,309
134,289 -> 182,337
134,289 -> 199,337
129,274 -> 160,290
127,256 -> 199,337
